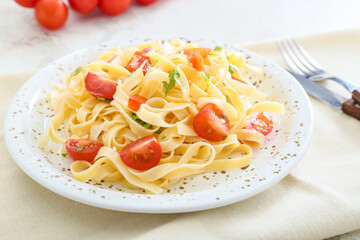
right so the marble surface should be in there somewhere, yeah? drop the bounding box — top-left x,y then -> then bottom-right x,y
1,0 -> 360,239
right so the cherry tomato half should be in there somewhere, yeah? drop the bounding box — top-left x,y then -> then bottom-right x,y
244,112 -> 274,136
66,138 -> 103,162
193,103 -> 230,142
15,0 -> 38,8
125,49 -> 151,75
85,72 -> 117,100
135,0 -> 157,5
69,0 -> 98,14
34,0 -> 68,30
98,0 -> 131,16
128,94 -> 147,111
120,135 -> 162,171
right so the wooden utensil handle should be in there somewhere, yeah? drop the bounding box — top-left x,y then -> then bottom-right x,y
341,99 -> 360,120
352,89 -> 360,104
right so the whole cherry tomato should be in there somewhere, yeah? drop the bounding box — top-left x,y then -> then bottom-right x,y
244,112 -> 274,136
85,72 -> 117,100
34,0 -> 68,30
69,0 -> 98,14
120,135 -> 162,171
135,0 -> 157,5
98,0 -> 131,16
15,0 -> 38,8
193,103 -> 230,142
66,138 -> 103,162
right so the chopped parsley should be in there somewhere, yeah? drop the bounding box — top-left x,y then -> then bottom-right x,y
200,71 -> 210,87
228,64 -> 239,75
222,136 -> 227,140
162,69 -> 184,96
161,136 -> 166,140
214,46 -> 223,51
129,112 -> 153,129
71,66 -> 82,76
171,57 -> 180,61
61,153 -> 68,157
76,147 -> 83,151
151,59 -> 158,67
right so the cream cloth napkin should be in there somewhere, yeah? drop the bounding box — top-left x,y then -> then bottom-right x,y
2,30 -> 360,240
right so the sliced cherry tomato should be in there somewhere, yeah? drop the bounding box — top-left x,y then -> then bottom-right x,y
193,103 -> 230,142
69,0 -> 98,14
85,72 -> 117,100
128,94 -> 147,111
231,75 -> 248,85
125,49 -> 151,75
120,135 -> 162,171
34,0 -> 68,30
15,0 -> 38,8
181,48 -> 211,71
98,0 -> 131,16
181,48 -> 212,59
135,0 -> 157,5
244,112 -> 274,136
65,138 -> 103,162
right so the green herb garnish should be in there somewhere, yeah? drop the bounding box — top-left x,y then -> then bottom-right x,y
76,147 -> 83,151
124,186 -> 133,190
228,64 -> 239,75
200,71 -> 210,87
61,153 -> 68,157
155,127 -> 163,134
222,136 -> 227,140
171,57 -> 180,61
71,66 -> 82,76
97,96 -> 110,102
161,136 -> 166,140
151,59 -> 158,67
214,46 -> 223,51
162,69 -> 184,96
115,132 -> 121,138
129,112 -> 153,129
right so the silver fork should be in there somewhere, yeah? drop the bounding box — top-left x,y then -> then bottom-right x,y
277,39 -> 360,97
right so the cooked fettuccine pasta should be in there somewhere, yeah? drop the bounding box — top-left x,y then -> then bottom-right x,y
39,40 -> 284,194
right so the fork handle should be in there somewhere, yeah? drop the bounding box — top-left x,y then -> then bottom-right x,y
352,89 -> 360,104
341,99 -> 360,120
331,76 -> 360,93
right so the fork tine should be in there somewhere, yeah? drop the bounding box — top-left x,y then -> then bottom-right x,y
286,39 -> 317,74
283,40 -> 313,74
277,41 -> 305,75
290,39 -> 323,71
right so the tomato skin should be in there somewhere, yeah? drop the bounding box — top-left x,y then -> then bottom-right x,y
85,72 -> 117,100
193,103 -> 230,142
120,136 -> 162,171
231,75 -> 248,85
66,138 -> 103,162
128,94 -> 147,111
125,49 -> 151,75
244,112 -> 274,136
98,0 -> 131,16
15,0 -> 38,8
136,0 -> 157,5
69,0 -> 98,14
34,0 -> 68,30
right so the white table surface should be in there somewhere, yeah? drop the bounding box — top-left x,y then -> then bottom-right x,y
1,0 -> 360,238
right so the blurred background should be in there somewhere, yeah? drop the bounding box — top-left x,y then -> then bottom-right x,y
2,0 -> 360,75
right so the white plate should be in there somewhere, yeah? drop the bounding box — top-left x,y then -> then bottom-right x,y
4,38 -> 313,213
